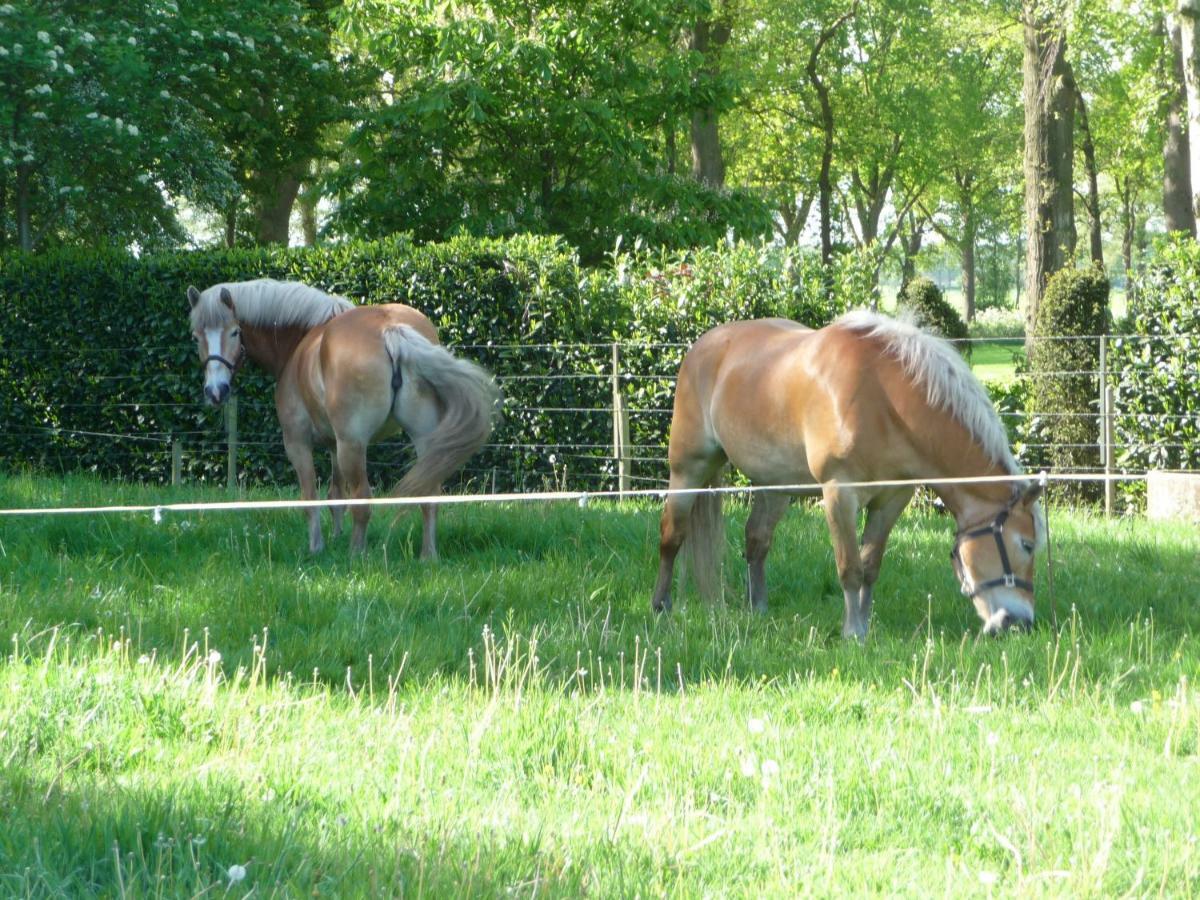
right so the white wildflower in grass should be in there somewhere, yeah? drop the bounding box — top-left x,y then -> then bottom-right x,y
1130,700 -> 1145,715
137,654 -> 150,664
227,863 -> 247,884
978,870 -> 999,886
986,731 -> 999,748
207,650 -> 222,665
760,758 -> 780,788
748,717 -> 765,735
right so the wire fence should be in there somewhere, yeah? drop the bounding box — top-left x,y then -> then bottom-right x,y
1,334 -> 1197,512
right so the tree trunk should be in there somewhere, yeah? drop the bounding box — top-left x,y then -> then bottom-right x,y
688,18 -> 730,188
899,212 -> 924,286
665,118 -> 677,176
806,8 -> 854,271
1074,86 -> 1104,267
253,169 -> 302,245
1118,175 -> 1137,305
1164,14 -> 1196,234
1179,1 -> 1200,225
224,204 -> 237,249
1022,4 -> 1076,344
298,183 -> 320,247
777,193 -> 814,246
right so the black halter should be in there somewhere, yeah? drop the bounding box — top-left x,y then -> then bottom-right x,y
951,499 -> 1035,599
202,353 -> 239,372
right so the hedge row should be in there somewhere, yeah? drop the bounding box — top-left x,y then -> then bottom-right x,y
1110,237 -> 1200,485
0,236 -> 868,492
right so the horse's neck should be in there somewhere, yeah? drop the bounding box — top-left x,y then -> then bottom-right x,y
914,418 -> 1015,525
241,323 -> 313,377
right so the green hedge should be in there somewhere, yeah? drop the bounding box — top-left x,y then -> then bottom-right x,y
1023,266 -> 1110,500
0,236 -> 863,492
897,277 -> 969,351
1110,237 -> 1200,492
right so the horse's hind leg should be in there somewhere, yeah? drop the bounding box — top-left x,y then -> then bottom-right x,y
328,450 -> 345,539
744,491 -> 791,614
822,484 -> 868,640
651,453 -> 725,613
335,439 -> 372,554
283,433 -> 324,554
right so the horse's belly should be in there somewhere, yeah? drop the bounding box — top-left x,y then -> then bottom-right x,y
716,426 -> 813,487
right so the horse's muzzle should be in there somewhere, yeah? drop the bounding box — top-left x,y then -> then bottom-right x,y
980,607 -> 1034,637
205,383 -> 230,405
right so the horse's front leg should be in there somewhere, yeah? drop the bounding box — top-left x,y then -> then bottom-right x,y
822,484 -> 867,640
744,491 -> 791,613
282,433 -> 323,554
858,487 -> 916,629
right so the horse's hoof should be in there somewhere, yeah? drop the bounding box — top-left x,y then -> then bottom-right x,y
652,597 -> 671,614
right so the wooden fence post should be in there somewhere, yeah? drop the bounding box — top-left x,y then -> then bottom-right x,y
171,438 -> 183,487
1099,337 -> 1113,517
225,395 -> 238,492
611,343 -> 631,497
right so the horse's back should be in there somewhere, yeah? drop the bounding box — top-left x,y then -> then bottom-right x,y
674,317 -> 903,485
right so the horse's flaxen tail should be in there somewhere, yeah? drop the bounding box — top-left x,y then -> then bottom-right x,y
382,326 -> 500,498
683,473 -> 725,605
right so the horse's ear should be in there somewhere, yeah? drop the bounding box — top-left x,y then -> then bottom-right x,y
187,285 -> 201,308
1019,480 -> 1044,508
219,287 -> 235,312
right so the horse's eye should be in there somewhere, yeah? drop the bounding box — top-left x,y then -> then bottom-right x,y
1020,539 -> 1034,554
230,329 -> 240,339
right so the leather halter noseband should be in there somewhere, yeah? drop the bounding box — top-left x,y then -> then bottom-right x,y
951,499 -> 1035,599
202,352 -> 240,372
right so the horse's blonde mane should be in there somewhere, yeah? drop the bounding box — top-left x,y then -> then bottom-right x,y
190,279 -> 355,331
836,309 -> 1019,474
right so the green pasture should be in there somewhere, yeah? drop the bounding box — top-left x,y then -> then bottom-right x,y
969,340 -> 1026,384
1,473 -> 1198,897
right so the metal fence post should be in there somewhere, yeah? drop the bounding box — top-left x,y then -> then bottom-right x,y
171,438 -> 183,487
1099,335 -> 1113,517
225,395 -> 238,492
611,343 -> 631,497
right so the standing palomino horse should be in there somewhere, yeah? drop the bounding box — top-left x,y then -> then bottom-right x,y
188,279 -> 499,557
651,311 -> 1045,638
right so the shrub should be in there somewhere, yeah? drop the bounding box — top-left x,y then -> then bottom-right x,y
897,277 -> 969,351
0,237 -> 871,492
1025,265 -> 1110,500
1109,237 -> 1200,494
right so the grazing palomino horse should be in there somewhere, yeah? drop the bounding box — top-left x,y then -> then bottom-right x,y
651,311 -> 1045,638
187,279 -> 499,557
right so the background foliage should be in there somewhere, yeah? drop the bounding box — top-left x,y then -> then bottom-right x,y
0,237 -> 866,491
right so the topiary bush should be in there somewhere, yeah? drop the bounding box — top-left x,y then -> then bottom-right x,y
1109,236 -> 1200,506
1025,265 -> 1110,500
897,277 -> 969,352
0,237 -> 872,492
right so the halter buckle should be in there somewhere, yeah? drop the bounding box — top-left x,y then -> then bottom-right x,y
1003,572 -> 1016,589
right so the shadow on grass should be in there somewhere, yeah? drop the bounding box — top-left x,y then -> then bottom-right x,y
0,766 -> 650,897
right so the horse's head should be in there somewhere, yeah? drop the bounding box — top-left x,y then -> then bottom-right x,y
952,481 -> 1045,636
187,284 -> 243,406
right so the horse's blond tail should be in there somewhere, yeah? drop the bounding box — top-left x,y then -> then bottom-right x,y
383,326 -> 500,498
685,475 -> 725,605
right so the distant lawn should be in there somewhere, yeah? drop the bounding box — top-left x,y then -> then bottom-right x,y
969,339 -> 1025,384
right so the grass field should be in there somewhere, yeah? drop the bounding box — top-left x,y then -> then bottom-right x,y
968,341 -> 1026,385
1,473 -> 1198,897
